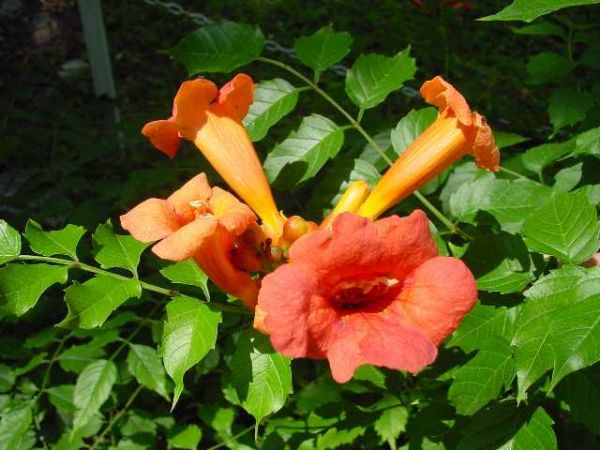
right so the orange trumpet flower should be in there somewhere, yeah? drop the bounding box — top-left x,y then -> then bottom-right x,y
120,173 -> 259,309
358,76 -> 500,220
141,74 -> 285,241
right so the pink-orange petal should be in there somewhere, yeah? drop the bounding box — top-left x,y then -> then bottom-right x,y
327,312 -> 438,383
372,210 -> 439,278
152,216 -> 218,261
120,198 -> 180,243
472,112 -> 500,172
396,256 -> 477,344
173,78 -> 218,140
420,76 -> 472,126
260,263 -> 337,359
217,73 -> 255,121
209,187 -> 256,235
167,173 -> 213,224
141,120 -> 180,158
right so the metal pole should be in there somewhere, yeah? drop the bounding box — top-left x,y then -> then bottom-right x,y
77,0 -> 116,99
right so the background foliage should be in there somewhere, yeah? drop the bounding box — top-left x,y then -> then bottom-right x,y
1,0 -> 599,448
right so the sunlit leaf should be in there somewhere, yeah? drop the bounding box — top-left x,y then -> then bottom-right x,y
93,222 -> 148,275
390,107 -> 437,155
25,220 -> 85,259
264,114 -> 344,190
127,344 -> 170,400
160,259 -> 210,300
0,263 -> 68,316
345,47 -> 416,109
294,25 -> 352,75
73,359 -> 117,431
168,425 -> 202,449
0,220 -> 21,265
243,78 -> 299,142
161,296 -> 221,408
0,403 -> 33,450
60,276 -> 141,329
480,0 -> 600,22
230,330 -> 292,424
168,21 -> 265,74
521,140 -> 574,177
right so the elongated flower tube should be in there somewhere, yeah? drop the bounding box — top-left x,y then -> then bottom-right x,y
120,173 -> 259,308
321,180 -> 370,229
141,74 -> 285,241
358,76 -> 500,220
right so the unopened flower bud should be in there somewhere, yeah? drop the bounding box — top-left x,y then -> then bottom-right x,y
282,215 -> 309,244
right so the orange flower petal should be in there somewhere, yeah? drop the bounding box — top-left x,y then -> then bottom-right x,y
119,198 -> 180,242
217,73 -> 255,122
194,110 -> 284,240
420,76 -> 472,126
141,120 -> 180,158
472,112 -> 500,172
152,216 -> 218,261
173,78 -> 218,140
209,187 -> 256,234
167,173 -> 213,224
396,256 -> 477,344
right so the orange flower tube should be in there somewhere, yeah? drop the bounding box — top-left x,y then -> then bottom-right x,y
321,180 -> 370,229
141,74 -> 284,241
358,76 -> 500,220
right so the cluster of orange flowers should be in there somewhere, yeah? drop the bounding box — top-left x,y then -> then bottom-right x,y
121,74 -> 499,382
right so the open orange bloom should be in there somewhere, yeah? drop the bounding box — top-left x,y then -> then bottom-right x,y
142,75 -> 284,241
120,173 -> 259,308
256,211 -> 477,383
358,76 -> 500,220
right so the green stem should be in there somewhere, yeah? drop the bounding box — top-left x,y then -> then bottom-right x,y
88,385 -> 143,450
499,166 -> 542,184
206,424 -> 256,450
14,255 -> 250,315
258,56 -> 459,234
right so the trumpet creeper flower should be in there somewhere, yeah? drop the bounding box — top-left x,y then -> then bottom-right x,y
141,74 -> 284,240
256,210 -> 477,383
120,173 -> 259,308
358,76 -> 500,220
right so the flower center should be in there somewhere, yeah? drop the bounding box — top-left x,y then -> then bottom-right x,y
189,200 -> 212,218
331,276 -> 400,311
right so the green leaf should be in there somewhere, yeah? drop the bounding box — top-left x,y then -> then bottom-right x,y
230,330 -> 292,424
548,87 -> 594,134
450,178 -> 551,233
127,343 -> 170,400
522,191 -> 599,264
58,344 -> 105,374
59,276 -> 141,329
160,259 -> 210,300
47,385 -> 76,414
306,156 -> 380,218
554,367 -> 600,434
294,25 -> 352,75
243,78 -> 299,142
73,359 -> 117,431
457,404 -> 556,450
571,126 -> 600,157
264,114 -> 344,190
373,398 -> 408,449
0,365 -> 15,393
168,425 -> 202,449
93,222 -> 148,275
390,107 -> 437,155
0,403 -> 33,450
161,296 -> 221,408
480,0 -> 600,22
24,220 -> 85,259
345,47 -> 416,109
448,303 -> 517,353
120,411 -> 157,437
513,266 -> 600,396
449,338 -> 515,415
0,220 -> 21,265
526,52 -> 575,85
521,140 -> 575,177
553,162 -> 583,192
493,131 -> 529,149
167,21 -> 265,74
462,232 -> 535,294
0,263 -> 68,316
510,21 -> 566,38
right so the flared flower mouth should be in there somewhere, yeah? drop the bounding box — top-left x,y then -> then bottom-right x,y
358,76 -> 500,220
119,173 -> 260,308
141,74 -> 285,242
256,211 -> 477,383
